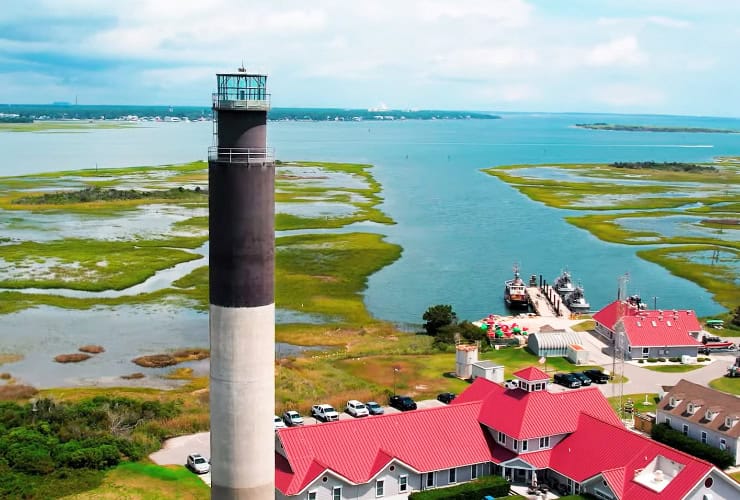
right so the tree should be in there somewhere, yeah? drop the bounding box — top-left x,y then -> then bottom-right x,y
422,305 -> 457,336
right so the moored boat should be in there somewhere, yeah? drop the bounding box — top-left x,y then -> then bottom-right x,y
564,284 -> 590,314
553,269 -> 575,296
504,265 -> 528,308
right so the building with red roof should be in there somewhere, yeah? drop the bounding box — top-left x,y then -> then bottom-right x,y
274,369 -> 739,499
593,299 -> 703,360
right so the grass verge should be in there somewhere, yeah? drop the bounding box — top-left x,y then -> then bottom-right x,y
708,376 -> 740,395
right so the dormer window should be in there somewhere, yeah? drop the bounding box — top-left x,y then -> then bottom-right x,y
669,396 -> 682,408
687,403 -> 700,415
705,408 -> 720,421
725,416 -> 739,428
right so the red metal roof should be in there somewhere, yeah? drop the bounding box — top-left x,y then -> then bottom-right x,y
550,413 -> 713,499
593,301 -> 702,348
513,366 -> 549,381
276,371 -> 723,499
463,377 -> 622,440
620,312 -> 702,347
275,402 -> 492,495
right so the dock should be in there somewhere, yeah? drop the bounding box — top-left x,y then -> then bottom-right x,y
526,285 -> 572,318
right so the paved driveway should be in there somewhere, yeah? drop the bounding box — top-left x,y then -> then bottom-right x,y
149,431 -> 211,485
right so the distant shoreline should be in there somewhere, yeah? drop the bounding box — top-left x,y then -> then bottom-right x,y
575,123 -> 739,134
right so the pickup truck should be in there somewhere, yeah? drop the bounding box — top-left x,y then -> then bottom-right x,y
311,404 -> 339,422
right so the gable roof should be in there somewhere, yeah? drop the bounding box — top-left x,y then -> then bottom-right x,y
620,311 -> 702,347
550,413 -> 714,499
457,377 -> 622,440
275,402 -> 493,495
513,366 -> 549,381
593,301 -> 702,347
658,379 -> 740,438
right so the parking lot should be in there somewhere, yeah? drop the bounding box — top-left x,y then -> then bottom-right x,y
149,398 -> 448,481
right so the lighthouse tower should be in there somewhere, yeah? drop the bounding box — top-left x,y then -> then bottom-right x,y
208,69 -> 275,499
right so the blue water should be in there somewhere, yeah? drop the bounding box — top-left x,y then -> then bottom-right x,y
2,113 -> 739,325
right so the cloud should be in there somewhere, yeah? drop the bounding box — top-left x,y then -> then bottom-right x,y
590,84 -> 665,107
586,36 -> 647,66
597,16 -> 691,29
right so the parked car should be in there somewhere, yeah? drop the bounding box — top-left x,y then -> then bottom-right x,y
311,404 -> 340,422
569,372 -> 592,386
346,400 -> 370,417
274,415 -> 287,429
282,410 -> 304,426
437,392 -> 456,404
365,401 -> 384,415
389,395 -> 417,411
553,373 -> 582,389
583,369 -> 610,384
186,453 -> 210,474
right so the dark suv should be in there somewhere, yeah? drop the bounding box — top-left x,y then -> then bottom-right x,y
570,372 -> 592,386
553,373 -> 582,389
583,369 -> 609,384
437,392 -> 456,404
389,395 -> 417,411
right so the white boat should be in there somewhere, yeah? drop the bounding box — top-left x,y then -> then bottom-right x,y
564,284 -> 590,313
553,269 -> 575,296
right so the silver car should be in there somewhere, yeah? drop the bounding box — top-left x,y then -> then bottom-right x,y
186,453 -> 210,474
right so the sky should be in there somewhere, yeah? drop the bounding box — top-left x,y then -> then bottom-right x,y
1,0 -> 739,117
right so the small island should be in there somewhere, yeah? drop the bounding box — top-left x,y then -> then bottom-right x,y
575,123 -> 739,134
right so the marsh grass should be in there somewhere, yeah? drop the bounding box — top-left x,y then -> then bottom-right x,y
276,232 -> 402,323
0,384 -> 38,400
0,237 -> 205,292
79,344 -> 105,354
637,245 -> 739,309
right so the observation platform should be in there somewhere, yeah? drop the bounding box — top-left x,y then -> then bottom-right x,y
208,147 -> 275,164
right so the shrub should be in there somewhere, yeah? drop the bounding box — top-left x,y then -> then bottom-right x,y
652,423 -> 734,469
657,357 -> 666,362
408,474 -> 510,499
647,358 -> 658,363
669,357 -> 681,363
638,359 -> 644,364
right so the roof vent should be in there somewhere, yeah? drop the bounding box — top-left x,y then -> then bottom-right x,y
654,470 -> 664,483
666,321 -> 672,327
651,321 -> 657,327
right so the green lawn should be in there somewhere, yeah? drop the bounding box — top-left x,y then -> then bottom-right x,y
709,376 -> 740,395
643,364 -> 704,373
67,463 -> 209,499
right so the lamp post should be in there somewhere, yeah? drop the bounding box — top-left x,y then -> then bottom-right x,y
393,368 -> 399,396
653,296 -> 658,310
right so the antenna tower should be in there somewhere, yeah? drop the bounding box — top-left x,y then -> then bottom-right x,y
612,273 -> 629,419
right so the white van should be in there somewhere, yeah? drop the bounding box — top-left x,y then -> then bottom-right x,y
346,400 -> 369,417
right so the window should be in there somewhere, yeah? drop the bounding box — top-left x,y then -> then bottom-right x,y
399,475 -> 408,493
664,417 -> 671,426
513,439 -> 519,451
308,491 -> 317,500
498,431 -> 505,444
471,464 -> 478,479
682,424 -> 688,436
376,479 -> 384,497
521,440 -> 528,451
333,486 -> 341,500
449,468 -> 456,483
539,436 -> 550,448
426,472 -> 434,488
642,347 -> 649,358
720,439 -> 727,450
701,431 -> 707,444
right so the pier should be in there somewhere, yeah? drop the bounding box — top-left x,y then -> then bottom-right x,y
526,285 -> 572,318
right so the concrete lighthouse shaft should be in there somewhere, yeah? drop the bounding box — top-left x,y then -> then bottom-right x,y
208,72 -> 275,500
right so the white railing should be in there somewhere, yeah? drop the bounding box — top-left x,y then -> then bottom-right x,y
212,93 -> 271,111
208,147 -> 275,164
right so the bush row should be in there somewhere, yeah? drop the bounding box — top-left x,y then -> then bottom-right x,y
408,475 -> 510,500
651,423 -> 735,469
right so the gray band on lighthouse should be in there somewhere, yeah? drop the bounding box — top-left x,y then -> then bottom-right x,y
209,161 -> 275,308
